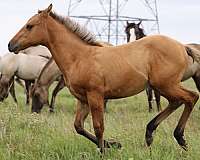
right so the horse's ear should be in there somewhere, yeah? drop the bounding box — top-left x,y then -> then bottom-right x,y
138,20 -> 142,26
46,4 -> 53,14
42,4 -> 53,15
38,4 -> 52,16
126,21 -> 129,25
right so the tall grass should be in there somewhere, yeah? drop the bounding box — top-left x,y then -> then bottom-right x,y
0,80 -> 199,160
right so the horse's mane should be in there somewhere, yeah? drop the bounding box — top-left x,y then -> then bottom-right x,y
49,12 -> 99,45
36,57 -> 54,85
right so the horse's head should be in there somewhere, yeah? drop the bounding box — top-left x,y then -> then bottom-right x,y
31,83 -> 49,113
125,21 -> 144,42
8,4 -> 53,53
0,74 -> 13,101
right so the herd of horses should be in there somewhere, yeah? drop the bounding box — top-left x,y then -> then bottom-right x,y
1,4 -> 200,154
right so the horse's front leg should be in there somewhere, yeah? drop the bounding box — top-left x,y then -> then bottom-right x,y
49,76 -> 65,112
74,99 -> 121,152
87,91 -> 105,153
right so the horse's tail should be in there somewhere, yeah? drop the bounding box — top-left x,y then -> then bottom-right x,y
185,45 -> 200,63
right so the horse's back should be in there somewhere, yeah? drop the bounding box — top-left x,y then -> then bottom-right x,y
17,54 -> 48,79
21,45 -> 51,59
137,35 -> 188,86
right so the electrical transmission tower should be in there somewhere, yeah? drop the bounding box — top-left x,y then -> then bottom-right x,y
67,0 -> 159,45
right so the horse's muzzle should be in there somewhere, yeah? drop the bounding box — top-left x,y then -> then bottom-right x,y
8,41 -> 20,53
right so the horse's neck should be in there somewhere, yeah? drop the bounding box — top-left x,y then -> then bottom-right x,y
37,58 -> 61,88
46,18 -> 91,74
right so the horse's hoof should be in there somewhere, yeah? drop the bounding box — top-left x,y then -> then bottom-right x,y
145,130 -> 153,147
148,108 -> 153,113
104,140 -> 122,149
181,144 -> 188,151
49,108 -> 54,113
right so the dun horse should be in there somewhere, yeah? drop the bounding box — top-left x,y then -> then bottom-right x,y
125,21 -> 200,111
125,21 -> 161,112
31,57 -> 65,113
9,4 -> 200,152
0,53 -> 48,103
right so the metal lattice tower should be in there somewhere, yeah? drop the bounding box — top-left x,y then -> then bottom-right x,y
67,0 -> 159,45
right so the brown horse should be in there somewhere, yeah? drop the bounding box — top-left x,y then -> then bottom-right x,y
8,4 -> 200,152
32,42 -> 110,113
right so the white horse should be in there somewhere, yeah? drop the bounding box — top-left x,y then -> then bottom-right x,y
0,52 -> 49,103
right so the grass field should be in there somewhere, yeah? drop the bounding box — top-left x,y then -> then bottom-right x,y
0,80 -> 200,160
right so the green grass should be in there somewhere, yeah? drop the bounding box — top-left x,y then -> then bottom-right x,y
0,80 -> 200,160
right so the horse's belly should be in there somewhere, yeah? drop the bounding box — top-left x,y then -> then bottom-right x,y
104,71 -> 147,99
17,67 -> 43,80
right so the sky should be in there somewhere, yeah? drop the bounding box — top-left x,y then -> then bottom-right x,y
0,0 -> 200,55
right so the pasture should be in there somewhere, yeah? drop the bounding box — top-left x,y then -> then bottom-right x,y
0,80 -> 199,160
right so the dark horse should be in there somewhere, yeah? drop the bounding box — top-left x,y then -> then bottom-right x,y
125,21 -> 161,112
125,21 -> 200,111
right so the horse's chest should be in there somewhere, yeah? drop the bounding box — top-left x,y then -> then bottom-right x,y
67,71 -> 89,103
68,81 -> 88,102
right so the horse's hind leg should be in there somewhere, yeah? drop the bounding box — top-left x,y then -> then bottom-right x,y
192,72 -> 200,109
173,88 -> 198,150
146,84 -> 153,112
192,71 -> 200,91
25,80 -> 32,105
9,80 -> 18,104
49,77 -> 65,112
145,85 -> 198,150
146,100 -> 182,147
154,90 -> 161,112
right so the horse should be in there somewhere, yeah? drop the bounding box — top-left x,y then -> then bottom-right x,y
9,4 -> 200,153
31,57 -> 65,113
0,53 -> 49,103
125,21 -> 200,111
125,21 -> 161,112
31,41 -> 112,113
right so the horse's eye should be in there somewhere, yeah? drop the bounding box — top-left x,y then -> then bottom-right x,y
26,24 -> 34,31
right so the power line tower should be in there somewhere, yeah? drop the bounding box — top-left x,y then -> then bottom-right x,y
67,0 -> 159,45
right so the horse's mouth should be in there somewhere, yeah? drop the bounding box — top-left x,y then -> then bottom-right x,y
14,50 -> 20,54
0,96 -> 5,102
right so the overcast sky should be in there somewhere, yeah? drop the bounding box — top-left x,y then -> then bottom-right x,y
0,0 -> 200,55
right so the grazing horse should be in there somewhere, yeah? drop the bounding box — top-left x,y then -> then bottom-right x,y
9,4 -> 200,153
125,21 -> 161,112
125,21 -> 200,111
0,56 -> 18,103
0,53 -> 48,103
31,57 -> 64,113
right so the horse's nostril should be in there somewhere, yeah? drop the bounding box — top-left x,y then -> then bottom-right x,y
8,41 -> 19,53
8,42 -> 13,52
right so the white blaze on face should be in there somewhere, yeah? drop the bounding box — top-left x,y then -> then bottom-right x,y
129,28 -> 136,42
